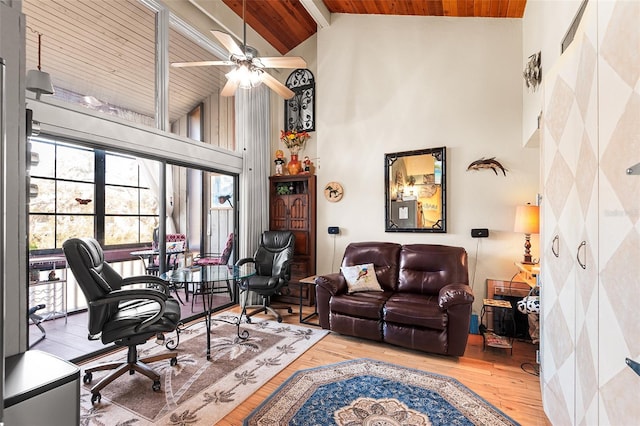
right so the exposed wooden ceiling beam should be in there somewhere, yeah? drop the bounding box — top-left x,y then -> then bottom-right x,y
300,0 -> 331,29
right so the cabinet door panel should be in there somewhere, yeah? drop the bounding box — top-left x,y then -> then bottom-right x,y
291,258 -> 310,277
270,197 -> 289,229
288,195 -> 308,230
292,231 -> 309,255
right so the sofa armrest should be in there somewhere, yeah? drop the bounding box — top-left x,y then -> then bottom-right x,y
438,283 -> 474,310
315,273 -> 346,330
315,273 -> 347,296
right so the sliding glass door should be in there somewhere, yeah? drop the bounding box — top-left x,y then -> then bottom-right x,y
27,134 -> 238,355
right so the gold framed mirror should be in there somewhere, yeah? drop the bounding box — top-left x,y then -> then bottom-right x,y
384,147 -> 446,233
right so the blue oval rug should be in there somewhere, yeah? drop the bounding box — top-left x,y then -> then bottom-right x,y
244,358 -> 520,425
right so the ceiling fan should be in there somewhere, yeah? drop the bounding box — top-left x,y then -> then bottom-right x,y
171,0 -> 306,99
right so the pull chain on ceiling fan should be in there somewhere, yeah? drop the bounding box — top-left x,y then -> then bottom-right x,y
171,0 -> 306,99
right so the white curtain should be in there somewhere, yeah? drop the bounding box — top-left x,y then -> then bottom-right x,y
138,159 -> 177,233
236,85 -> 270,307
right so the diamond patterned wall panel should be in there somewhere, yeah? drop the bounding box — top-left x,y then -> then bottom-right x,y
598,1 -> 640,424
541,1 -> 598,424
541,1 -> 640,424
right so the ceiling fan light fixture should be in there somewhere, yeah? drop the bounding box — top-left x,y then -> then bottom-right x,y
226,65 -> 262,90
174,0 -> 304,99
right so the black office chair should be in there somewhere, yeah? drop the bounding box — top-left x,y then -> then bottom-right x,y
236,231 -> 295,323
62,237 -> 181,405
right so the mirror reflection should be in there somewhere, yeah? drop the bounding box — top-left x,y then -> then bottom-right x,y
385,147 -> 446,232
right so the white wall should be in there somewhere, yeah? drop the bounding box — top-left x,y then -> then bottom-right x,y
316,14 -> 539,313
270,33 -> 319,175
522,0 -> 584,145
1,1 -> 27,356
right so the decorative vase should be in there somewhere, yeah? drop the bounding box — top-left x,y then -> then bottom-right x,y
287,154 -> 302,175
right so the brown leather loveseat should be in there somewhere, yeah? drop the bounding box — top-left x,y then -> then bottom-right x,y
315,242 -> 474,356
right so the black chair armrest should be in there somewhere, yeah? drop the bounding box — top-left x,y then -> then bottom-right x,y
121,275 -> 172,295
280,258 -> 294,281
235,257 -> 256,267
92,288 -> 169,332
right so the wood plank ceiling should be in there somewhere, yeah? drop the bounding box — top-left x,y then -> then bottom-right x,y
223,0 -> 528,54
22,0 -> 526,126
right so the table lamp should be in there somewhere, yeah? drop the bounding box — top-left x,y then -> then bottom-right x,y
514,203 -> 539,264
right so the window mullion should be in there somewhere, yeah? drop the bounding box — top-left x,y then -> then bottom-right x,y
95,151 -> 106,245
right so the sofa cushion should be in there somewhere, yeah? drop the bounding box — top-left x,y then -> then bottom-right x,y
383,323 -> 448,354
329,291 -> 392,320
383,294 -> 448,330
342,242 -> 401,292
330,313 -> 383,342
341,263 -> 383,293
398,244 -> 468,294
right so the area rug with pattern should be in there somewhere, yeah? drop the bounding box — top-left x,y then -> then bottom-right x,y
244,358 -> 520,426
79,314 -> 328,425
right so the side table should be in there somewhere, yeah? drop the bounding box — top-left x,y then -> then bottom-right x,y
481,298 -> 515,355
299,275 -> 319,326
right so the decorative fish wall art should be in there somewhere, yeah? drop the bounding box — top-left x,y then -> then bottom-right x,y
466,158 -> 508,176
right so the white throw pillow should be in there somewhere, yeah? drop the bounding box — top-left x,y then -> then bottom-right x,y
341,263 -> 383,293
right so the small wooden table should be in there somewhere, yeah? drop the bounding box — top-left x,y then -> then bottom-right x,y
298,275 -> 320,326
481,298 -> 515,355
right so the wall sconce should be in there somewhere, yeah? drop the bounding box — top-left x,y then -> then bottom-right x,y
514,203 -> 540,264
523,51 -> 542,93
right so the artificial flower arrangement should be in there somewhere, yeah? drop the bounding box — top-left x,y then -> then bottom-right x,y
280,129 -> 310,154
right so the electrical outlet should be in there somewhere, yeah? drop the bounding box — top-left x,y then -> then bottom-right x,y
328,226 -> 340,235
471,228 -> 489,238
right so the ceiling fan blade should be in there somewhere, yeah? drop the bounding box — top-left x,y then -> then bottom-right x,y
171,60 -> 234,68
257,56 -> 307,69
211,30 -> 244,57
220,78 -> 240,97
260,72 -> 295,99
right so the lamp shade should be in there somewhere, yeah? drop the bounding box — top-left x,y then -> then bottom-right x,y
26,69 -> 54,97
514,204 -> 540,234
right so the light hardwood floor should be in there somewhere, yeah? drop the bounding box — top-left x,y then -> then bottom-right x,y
218,306 -> 550,425
34,304 -> 549,424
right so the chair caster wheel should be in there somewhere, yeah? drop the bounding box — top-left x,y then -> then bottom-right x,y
170,357 -> 178,366
83,372 -> 93,384
277,317 -> 283,323
152,380 -> 161,392
246,317 -> 252,324
91,392 -> 101,404
287,307 -> 293,314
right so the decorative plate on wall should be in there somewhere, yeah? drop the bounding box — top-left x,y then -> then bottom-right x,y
324,182 -> 343,202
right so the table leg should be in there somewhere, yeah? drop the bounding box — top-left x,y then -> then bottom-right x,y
298,282 -> 304,323
299,282 -> 319,327
203,275 -> 213,360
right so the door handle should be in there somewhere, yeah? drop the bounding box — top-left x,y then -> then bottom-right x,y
552,235 -> 559,258
576,241 -> 587,269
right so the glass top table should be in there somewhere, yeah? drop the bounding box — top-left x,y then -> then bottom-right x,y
161,264 -> 255,360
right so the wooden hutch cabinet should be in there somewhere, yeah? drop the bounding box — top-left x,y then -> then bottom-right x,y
269,174 -> 316,305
